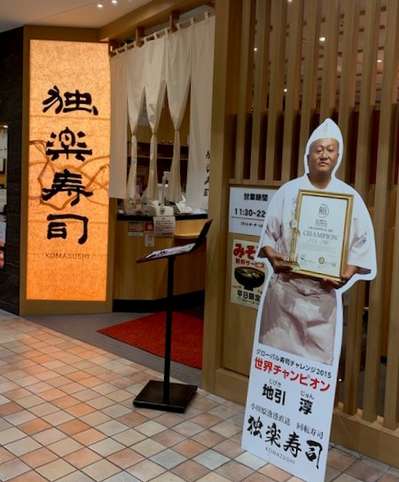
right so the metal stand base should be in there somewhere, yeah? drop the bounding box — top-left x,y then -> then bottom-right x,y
133,380 -> 198,413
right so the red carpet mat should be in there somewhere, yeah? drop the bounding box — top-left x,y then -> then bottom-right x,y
98,312 -> 203,369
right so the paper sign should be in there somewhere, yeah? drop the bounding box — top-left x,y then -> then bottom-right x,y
153,216 -> 176,237
231,240 -> 266,309
229,187 -> 276,236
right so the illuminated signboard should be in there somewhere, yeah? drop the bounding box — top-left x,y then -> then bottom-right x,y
27,40 -> 110,301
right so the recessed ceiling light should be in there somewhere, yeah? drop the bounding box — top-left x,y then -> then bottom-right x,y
283,88 -> 288,93
111,0 -> 118,4
97,3 -> 104,8
319,36 -> 326,42
254,47 -> 258,52
377,59 -> 383,63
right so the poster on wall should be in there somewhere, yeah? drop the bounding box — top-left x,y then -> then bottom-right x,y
229,187 -> 276,236
27,40 -> 110,301
242,119 -> 377,482
231,239 -> 267,309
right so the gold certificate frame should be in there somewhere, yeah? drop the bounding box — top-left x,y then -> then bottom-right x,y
290,190 -> 353,281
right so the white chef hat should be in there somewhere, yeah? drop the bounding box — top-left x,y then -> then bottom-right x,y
304,118 -> 343,177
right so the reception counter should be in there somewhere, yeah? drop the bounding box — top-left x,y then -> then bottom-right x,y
113,214 -> 208,311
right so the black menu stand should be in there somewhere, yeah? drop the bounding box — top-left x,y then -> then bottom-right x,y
133,220 -> 212,413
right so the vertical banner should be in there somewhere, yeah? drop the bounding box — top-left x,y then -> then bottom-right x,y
242,119 -> 376,481
231,239 -> 266,308
27,40 -> 110,301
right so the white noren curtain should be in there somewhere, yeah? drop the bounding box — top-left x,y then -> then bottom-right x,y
109,51 -> 128,199
186,16 -> 215,210
142,36 -> 166,200
126,47 -> 145,200
165,27 -> 192,202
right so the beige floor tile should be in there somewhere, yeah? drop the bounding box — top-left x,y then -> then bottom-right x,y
174,439 -> 207,458
235,452 -> 267,471
213,439 -> 244,459
0,427 -> 27,445
152,429 -> 186,448
66,402 -> 97,417
51,470 -> 94,482
5,410 -> 36,426
190,414 -> 223,428
36,459 -> 76,481
135,421 -> 167,437
0,447 -> 14,464
196,473 -> 231,482
346,460 -> 387,482
0,402 -> 23,416
81,411 -> 112,426
30,402 -> 59,417
42,410 -> 75,426
151,474 -> 185,482
20,447 -> 59,468
244,473 -> 276,482
132,439 -> 166,457
64,447 -> 102,469
7,470 -> 48,481
210,420 -> 241,438
111,428 -> 146,446
108,447 -> 144,469
0,459 -> 31,481
102,404 -> 131,418
5,436 -> 42,456
97,420 -> 130,436
90,438 -> 126,457
328,447 -> 357,471
172,460 -> 210,481
73,427 -> 107,445
58,419 -> 91,436
173,421 -> 204,437
127,459 -> 166,481
192,429 -> 225,448
53,395 -> 81,409
19,418 -> 51,435
216,460 -> 253,481
83,459 -> 121,481
87,396 -> 115,409
259,463 -> 291,481
48,437 -> 83,456
380,475 -> 399,482
33,427 -> 67,445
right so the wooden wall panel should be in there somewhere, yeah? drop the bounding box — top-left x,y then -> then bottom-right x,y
297,0 -> 321,176
265,0 -> 287,182
205,0 -> 399,465
363,0 -> 399,423
250,0 -> 271,182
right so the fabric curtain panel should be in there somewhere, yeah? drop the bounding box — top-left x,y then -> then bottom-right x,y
126,46 -> 145,200
165,27 -> 192,202
142,36 -> 166,200
109,51 -> 128,199
186,15 -> 215,210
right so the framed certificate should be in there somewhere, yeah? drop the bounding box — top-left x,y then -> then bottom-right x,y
290,190 -> 353,281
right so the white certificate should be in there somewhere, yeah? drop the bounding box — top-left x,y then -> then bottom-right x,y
291,190 -> 353,281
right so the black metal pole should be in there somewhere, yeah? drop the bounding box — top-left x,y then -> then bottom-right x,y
163,255 -> 175,402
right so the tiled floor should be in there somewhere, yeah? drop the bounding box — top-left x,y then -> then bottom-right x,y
0,312 -> 397,482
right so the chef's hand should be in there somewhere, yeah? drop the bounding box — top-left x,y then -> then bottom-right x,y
321,264 -> 358,290
260,246 -> 292,273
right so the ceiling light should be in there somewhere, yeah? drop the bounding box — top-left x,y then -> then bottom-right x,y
111,0 -> 118,4
377,59 -> 383,63
97,3 -> 104,8
283,88 -> 288,93
319,36 -> 326,42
